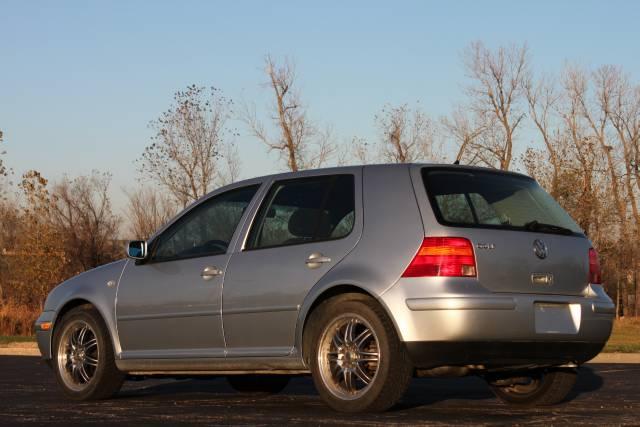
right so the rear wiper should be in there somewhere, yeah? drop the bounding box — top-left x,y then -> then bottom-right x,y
523,220 -> 574,235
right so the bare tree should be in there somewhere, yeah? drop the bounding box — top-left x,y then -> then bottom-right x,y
462,41 -> 530,170
0,129 -> 11,199
242,56 -> 334,171
349,136 -> 374,164
51,171 -> 121,274
125,186 -> 177,240
524,74 -> 563,195
567,66 -> 628,234
0,130 -> 4,175
441,107 -> 487,164
608,69 -> 640,316
374,104 -> 441,163
140,85 -> 240,208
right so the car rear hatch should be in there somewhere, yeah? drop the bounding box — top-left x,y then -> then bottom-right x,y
418,166 -> 590,296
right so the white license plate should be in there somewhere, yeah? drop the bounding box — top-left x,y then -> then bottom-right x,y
534,303 -> 581,334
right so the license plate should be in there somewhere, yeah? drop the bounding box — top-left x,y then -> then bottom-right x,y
534,303 -> 581,334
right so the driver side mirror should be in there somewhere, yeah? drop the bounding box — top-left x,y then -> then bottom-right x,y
127,240 -> 148,260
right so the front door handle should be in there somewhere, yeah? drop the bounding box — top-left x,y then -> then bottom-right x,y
201,266 -> 223,280
305,252 -> 332,269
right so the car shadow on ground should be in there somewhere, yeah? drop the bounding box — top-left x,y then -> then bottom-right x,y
112,365 -> 604,411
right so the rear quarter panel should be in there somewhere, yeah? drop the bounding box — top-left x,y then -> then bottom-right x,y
295,164 -> 425,349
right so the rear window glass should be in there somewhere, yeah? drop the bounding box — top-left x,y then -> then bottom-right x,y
422,168 -> 583,234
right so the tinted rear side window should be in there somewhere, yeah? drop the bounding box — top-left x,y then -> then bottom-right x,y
422,168 -> 583,234
246,175 -> 355,250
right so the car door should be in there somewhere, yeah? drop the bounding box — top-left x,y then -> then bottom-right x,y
222,172 -> 363,357
116,184 -> 261,359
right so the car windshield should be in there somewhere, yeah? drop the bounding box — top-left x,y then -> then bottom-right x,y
422,168 -> 583,235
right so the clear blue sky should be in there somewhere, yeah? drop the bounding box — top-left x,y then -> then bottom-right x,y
2,0 -> 639,213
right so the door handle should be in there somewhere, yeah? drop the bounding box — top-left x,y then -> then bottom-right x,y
201,266 -> 223,280
305,252 -> 332,269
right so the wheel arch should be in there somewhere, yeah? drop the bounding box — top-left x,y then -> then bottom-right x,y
49,298 -> 119,360
297,283 -> 399,367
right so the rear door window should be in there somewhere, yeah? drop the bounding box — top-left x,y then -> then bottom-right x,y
423,168 -> 583,235
246,175 -> 355,250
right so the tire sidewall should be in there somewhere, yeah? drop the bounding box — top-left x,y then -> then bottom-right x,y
52,307 -> 114,400
490,369 -> 576,406
309,297 -> 398,412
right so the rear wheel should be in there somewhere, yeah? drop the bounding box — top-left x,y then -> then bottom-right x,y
226,375 -> 290,394
488,368 -> 577,406
308,294 -> 413,413
52,305 -> 125,400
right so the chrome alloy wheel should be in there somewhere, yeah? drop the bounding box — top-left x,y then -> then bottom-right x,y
317,314 -> 381,400
56,320 -> 99,391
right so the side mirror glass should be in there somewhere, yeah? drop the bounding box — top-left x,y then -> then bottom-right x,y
127,240 -> 147,260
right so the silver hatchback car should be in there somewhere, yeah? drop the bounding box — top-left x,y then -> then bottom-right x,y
36,164 -> 614,412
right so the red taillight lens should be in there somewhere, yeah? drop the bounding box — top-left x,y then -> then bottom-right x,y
589,247 -> 601,284
402,237 -> 477,278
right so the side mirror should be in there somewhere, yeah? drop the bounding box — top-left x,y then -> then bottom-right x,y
127,240 -> 147,260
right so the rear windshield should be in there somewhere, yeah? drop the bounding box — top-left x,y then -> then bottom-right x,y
422,168 -> 583,235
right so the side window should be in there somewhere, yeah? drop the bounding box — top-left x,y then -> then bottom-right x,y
247,175 -> 355,250
152,185 -> 259,262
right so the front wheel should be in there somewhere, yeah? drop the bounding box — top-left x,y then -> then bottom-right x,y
488,368 -> 577,406
52,305 -> 125,400
308,294 -> 413,413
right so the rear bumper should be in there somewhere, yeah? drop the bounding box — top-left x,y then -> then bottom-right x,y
380,280 -> 614,368
405,341 -> 605,369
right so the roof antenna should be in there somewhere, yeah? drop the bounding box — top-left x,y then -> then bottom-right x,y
453,160 -> 460,165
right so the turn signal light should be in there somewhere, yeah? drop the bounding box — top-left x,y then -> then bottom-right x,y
38,322 -> 52,331
402,237 -> 477,277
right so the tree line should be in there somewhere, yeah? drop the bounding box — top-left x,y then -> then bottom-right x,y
1,41 -> 639,334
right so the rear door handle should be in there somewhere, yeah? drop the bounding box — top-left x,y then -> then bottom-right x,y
201,266 -> 223,280
305,252 -> 332,269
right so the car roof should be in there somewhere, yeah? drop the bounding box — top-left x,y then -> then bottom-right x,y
230,162 -> 531,186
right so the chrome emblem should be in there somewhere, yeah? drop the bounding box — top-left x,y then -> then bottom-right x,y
533,239 -> 548,259
476,243 -> 495,250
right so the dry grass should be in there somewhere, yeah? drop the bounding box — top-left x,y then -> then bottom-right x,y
0,302 -> 39,336
605,317 -> 640,353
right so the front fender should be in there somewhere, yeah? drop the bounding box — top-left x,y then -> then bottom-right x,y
36,259 -> 128,360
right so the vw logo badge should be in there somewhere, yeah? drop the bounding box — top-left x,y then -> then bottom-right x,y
533,239 -> 548,259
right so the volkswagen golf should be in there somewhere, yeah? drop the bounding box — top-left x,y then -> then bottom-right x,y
36,164 -> 614,412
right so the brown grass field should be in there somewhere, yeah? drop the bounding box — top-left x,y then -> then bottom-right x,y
604,317 -> 640,353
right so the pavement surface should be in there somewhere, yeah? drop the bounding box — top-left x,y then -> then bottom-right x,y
0,356 -> 639,426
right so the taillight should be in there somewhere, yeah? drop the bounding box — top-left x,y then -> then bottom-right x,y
589,247 -> 601,284
402,237 -> 477,278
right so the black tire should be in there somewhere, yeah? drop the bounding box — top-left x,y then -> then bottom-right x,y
52,305 -> 125,400
488,368 -> 577,406
307,294 -> 413,413
226,375 -> 290,394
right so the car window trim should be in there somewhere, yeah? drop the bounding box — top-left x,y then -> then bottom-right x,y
422,167 -> 586,238
243,174 -> 356,252
144,184 -> 261,264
